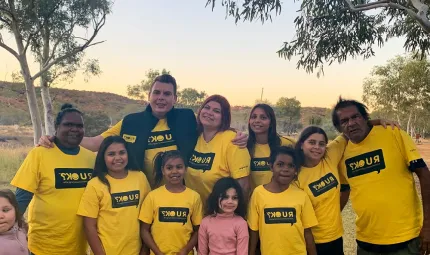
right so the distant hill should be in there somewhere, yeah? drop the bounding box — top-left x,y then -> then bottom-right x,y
0,81 -> 331,134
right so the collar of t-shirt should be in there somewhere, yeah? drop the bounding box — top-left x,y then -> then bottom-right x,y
54,140 -> 80,155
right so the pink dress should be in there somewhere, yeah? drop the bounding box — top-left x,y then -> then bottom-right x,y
198,214 -> 249,255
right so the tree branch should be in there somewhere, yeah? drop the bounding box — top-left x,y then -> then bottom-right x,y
0,33 -> 19,60
343,0 -> 430,33
32,12 -> 107,81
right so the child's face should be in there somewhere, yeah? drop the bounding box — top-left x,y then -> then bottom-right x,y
271,154 -> 296,186
104,143 -> 129,174
0,197 -> 16,233
218,188 -> 238,215
162,157 -> 186,185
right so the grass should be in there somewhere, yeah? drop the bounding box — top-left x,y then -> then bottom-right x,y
0,125 -> 428,255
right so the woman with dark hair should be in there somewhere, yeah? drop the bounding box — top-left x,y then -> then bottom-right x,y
11,103 -> 96,255
77,136 -> 151,255
296,120 -> 399,255
247,104 -> 295,189
186,95 -> 251,205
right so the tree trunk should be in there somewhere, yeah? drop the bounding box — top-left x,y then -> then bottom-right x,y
9,13 -> 43,144
40,79 -> 55,136
40,26 -> 56,136
19,59 -> 43,145
406,112 -> 413,135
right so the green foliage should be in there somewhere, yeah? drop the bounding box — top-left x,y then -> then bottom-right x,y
206,0 -> 430,76
178,88 -> 207,107
127,69 -> 170,100
363,54 -> 430,135
83,111 -> 111,137
275,97 -> 302,134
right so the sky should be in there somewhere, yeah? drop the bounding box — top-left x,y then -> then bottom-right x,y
0,0 -> 407,107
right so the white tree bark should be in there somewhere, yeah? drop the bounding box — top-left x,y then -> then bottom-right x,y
40,81 -> 55,135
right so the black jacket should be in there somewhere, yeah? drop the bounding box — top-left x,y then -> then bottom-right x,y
120,105 -> 198,170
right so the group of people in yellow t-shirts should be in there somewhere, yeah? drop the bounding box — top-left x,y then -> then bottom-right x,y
0,73 -> 429,255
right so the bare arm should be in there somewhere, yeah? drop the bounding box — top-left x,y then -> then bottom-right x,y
141,222 -> 164,255
80,135 -> 105,152
340,189 -> 350,211
415,166 -> 430,255
231,131 -> 248,148
83,217 -> 106,255
179,226 -> 199,255
37,135 -> 104,152
249,230 -> 259,255
304,228 -> 317,255
236,176 -> 251,202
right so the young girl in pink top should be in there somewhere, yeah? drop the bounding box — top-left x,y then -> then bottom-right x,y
198,177 -> 249,255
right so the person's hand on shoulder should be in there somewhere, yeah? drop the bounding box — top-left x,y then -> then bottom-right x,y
231,131 -> 249,148
37,135 -> 55,148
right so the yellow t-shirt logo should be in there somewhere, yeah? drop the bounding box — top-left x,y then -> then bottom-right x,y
264,207 -> 297,226
345,149 -> 386,178
122,134 -> 137,143
159,207 -> 189,225
54,168 -> 93,189
111,190 -> 140,208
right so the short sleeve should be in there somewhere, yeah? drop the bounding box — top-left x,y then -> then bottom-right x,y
101,120 -> 123,138
247,190 -> 259,231
139,172 -> 152,200
226,141 -> 251,179
191,193 -> 203,226
326,135 -> 348,165
280,136 -> 296,146
302,193 -> 318,229
139,193 -> 154,224
395,129 -> 423,165
10,148 -> 41,193
77,181 -> 100,218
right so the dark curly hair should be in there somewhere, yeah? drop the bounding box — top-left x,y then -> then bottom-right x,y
205,177 -> 246,218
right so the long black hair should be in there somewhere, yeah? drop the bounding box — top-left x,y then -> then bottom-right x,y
247,104 -> 281,155
92,136 -> 137,192
153,150 -> 186,188
294,126 -> 328,167
205,177 -> 246,218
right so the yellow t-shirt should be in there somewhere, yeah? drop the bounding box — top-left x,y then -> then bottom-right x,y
77,171 -> 151,255
297,135 -> 347,243
185,130 -> 251,204
339,126 -> 423,244
102,119 -> 178,188
250,136 -> 295,188
10,145 -> 95,255
139,186 -> 203,255
248,185 -> 318,255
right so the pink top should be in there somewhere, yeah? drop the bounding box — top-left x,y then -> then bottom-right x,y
0,223 -> 28,255
198,214 -> 249,255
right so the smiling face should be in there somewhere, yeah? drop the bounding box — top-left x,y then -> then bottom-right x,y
162,157 -> 186,185
271,154 -> 297,186
336,105 -> 370,143
149,81 -> 177,118
56,112 -> 84,148
199,101 -> 222,131
104,143 -> 128,175
249,107 -> 271,136
301,133 -> 327,163
0,197 -> 16,233
218,188 -> 239,215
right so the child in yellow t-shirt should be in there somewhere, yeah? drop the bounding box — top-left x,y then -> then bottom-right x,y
139,150 -> 203,255
248,146 -> 318,255
77,136 -> 151,255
